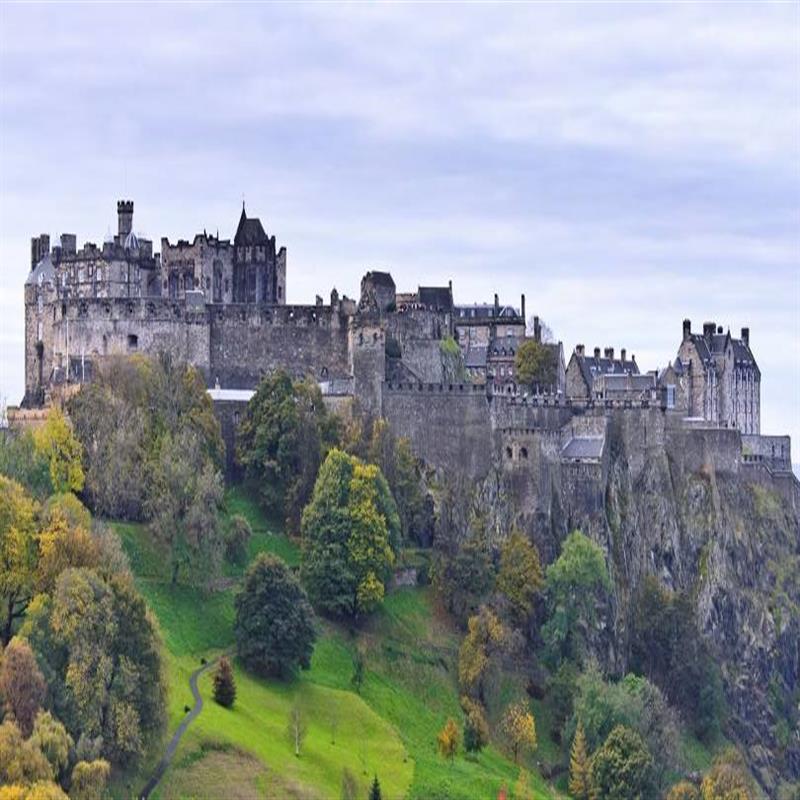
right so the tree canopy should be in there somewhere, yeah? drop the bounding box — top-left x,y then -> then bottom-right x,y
514,340 -> 557,389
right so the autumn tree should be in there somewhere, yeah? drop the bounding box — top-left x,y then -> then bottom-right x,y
0,477 -> 38,645
458,606 -> 509,704
301,449 -> 399,618
461,695 -> 490,753
235,553 -> 316,678
514,768 -> 534,800
437,718 -> 460,762
23,568 -> 166,766
700,749 -> 756,800
69,759 -> 111,800
514,340 -> 557,390
666,782 -> 700,800
212,657 -> 236,708
29,711 -> 72,782
500,700 -> 536,764
32,408 -> 84,494
569,721 -> 593,800
0,637 -> 47,737
0,719 -> 52,786
237,371 -> 338,530
591,725 -> 653,800
496,530 -> 543,623
541,530 -> 611,666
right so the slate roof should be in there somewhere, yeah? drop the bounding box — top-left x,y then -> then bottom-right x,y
234,207 -> 269,246
455,303 -> 521,319
364,270 -> 395,288
25,253 -> 55,286
688,331 -> 758,373
464,346 -> 488,368
418,286 -> 453,311
490,336 -> 522,357
574,352 -> 639,389
561,437 -> 605,460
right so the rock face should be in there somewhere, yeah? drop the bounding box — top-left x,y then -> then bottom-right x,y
452,412 -> 799,793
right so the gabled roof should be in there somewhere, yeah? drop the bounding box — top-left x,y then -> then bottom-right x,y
687,331 -> 758,373
363,271 -> 395,288
489,335 -> 522,357
234,207 -> 269,246
572,351 -> 639,389
418,286 -> 453,311
455,303 -> 521,319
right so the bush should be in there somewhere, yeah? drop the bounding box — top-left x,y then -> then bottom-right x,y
591,725 -> 653,800
235,554 -> 316,677
212,657 -> 236,708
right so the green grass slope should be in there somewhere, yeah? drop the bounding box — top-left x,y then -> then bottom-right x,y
111,487 -> 561,800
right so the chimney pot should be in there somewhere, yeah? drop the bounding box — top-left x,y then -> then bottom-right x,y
594,347 -> 601,359
576,344 -> 585,356
703,321 -> 715,340
741,327 -> 750,346
621,348 -> 626,362
682,318 -> 691,341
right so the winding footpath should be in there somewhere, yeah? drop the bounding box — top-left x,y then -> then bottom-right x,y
139,656 -> 219,800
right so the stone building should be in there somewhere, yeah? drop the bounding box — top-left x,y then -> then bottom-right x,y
232,206 -> 286,304
674,319 -> 760,433
565,345 -> 639,399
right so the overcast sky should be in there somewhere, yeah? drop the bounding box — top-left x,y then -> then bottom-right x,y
1,3 -> 798,447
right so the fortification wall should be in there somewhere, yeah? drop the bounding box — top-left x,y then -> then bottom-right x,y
381,382 -> 492,478
741,434 -> 792,471
384,309 -> 451,383
490,394 -> 575,431
209,304 -> 351,388
665,425 -> 741,475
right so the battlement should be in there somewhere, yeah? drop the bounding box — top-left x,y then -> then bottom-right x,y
383,381 -> 487,394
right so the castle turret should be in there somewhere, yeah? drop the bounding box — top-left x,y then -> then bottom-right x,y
117,200 -> 134,238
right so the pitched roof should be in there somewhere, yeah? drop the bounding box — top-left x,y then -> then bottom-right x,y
455,303 -> 521,319
363,270 -> 395,288
572,352 -> 639,389
688,331 -> 758,372
561,436 -> 605,460
234,207 -> 269,246
25,253 -> 55,286
464,346 -> 488,368
489,335 -> 522,357
418,286 -> 453,311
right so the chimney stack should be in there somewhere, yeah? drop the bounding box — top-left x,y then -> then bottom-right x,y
117,200 -> 134,238
741,327 -> 750,346
594,347 -> 601,359
30,234 -> 50,269
494,293 -> 499,315
533,315 -> 541,343
604,347 -> 614,360
703,321 -> 715,341
620,348 -> 626,362
576,344 -> 585,356
521,293 -> 526,323
682,319 -> 691,341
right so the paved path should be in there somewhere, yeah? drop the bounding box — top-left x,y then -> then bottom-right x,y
139,656 -> 219,800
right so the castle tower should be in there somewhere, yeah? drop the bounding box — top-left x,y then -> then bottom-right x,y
117,200 -> 134,238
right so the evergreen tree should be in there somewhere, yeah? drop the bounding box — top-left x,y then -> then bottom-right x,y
591,725 -> 653,800
212,656 -> 236,708
369,775 -> 382,800
569,721 -> 593,800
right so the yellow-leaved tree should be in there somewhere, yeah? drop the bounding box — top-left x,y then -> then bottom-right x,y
500,700 -> 537,764
33,408 -> 84,494
436,718 -> 460,763
569,721 -> 594,800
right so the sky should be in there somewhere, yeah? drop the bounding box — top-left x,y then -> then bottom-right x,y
0,2 -> 798,449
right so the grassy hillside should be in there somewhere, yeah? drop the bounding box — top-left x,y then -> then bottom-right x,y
110,486 -> 562,800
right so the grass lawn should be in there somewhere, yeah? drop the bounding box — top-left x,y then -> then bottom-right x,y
110,487 -> 563,800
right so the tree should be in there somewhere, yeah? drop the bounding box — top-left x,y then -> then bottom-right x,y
458,606 -> 509,704
235,553 -> 316,678
433,536 -> 495,624
569,721 -> 593,800
301,449 -> 399,618
0,430 -> 53,498
0,637 -> 47,737
667,782 -> 700,800
32,408 -> 84,494
286,705 -> 307,757
461,695 -> 489,753
237,371 -> 337,530
437,718 -> 460,762
147,428 -> 225,585
515,340 -> 557,389
69,759 -> 111,800
4,782 -> 68,800
541,530 -> 611,666
369,776 -> 382,800
224,514 -> 252,565
591,725 -> 653,800
0,477 -> 38,645
514,768 -> 534,800
700,749 -> 756,800
496,530 -> 543,622
26,568 -> 166,766
0,719 -> 52,786
351,647 -> 365,694
340,767 -> 359,800
548,660 -> 578,742
500,700 -> 536,764
29,711 -> 72,782
212,657 -> 236,708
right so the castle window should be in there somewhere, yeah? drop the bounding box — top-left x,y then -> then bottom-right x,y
506,446 -> 513,459
520,447 -> 528,459
127,334 -> 138,351
666,385 -> 675,409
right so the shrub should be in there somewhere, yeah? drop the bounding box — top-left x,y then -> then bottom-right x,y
225,515 -> 252,564
212,657 -> 236,708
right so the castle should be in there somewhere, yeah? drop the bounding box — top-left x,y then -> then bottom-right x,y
21,200 -> 793,495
